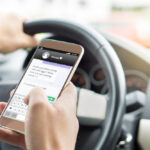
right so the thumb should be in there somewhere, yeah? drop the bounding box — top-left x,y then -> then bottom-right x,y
56,82 -> 77,111
0,102 -> 7,114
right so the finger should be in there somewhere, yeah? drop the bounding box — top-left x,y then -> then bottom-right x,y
0,128 -> 25,148
21,34 -> 40,48
56,82 -> 77,110
0,102 -> 7,114
22,16 -> 30,22
10,89 -> 15,97
24,87 -> 50,107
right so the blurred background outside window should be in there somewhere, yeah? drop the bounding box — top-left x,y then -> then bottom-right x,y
1,0 -> 150,81
1,0 -> 150,47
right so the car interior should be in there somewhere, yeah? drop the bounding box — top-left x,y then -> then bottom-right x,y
0,19 -> 149,150
0,0 -> 150,150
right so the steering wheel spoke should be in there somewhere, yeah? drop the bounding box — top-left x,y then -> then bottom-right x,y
77,88 -> 107,126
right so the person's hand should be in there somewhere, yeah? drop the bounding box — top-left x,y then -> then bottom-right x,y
0,92 -> 26,149
0,82 -> 79,150
0,13 -> 39,53
24,82 -> 79,150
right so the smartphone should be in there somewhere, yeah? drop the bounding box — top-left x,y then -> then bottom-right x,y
0,39 -> 84,134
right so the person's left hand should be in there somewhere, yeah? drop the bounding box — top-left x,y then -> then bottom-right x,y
0,88 -> 26,149
0,102 -> 26,149
0,13 -> 39,54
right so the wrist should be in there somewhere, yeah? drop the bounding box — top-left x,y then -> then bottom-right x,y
0,38 -> 6,53
51,145 -> 74,150
51,141 -> 75,150
45,139 -> 75,150
0,38 -> 16,54
0,39 -> 3,52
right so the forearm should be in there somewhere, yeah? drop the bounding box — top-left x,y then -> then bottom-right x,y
0,41 -> 3,53
0,38 -> 10,53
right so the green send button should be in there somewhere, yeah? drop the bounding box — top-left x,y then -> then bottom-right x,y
48,96 -> 55,102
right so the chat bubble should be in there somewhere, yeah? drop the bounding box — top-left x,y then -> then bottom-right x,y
26,62 -> 59,83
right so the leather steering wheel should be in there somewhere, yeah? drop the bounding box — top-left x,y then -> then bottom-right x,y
0,20 -> 126,150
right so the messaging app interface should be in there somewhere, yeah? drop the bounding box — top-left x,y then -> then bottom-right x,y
3,46 -> 78,122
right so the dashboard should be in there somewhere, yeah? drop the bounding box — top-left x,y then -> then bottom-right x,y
103,32 -> 150,94
125,70 -> 148,93
72,67 -> 148,95
72,66 -> 108,94
72,32 -> 150,95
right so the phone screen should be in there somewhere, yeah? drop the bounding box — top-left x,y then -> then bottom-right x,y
3,46 -> 79,122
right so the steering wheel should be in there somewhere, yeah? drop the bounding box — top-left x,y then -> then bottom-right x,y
0,20 -> 126,150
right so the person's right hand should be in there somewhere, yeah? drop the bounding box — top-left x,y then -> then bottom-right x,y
0,83 -> 78,150
24,82 -> 79,150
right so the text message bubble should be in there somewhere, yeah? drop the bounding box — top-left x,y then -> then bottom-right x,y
26,61 -> 59,83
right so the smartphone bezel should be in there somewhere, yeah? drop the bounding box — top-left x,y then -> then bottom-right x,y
0,39 -> 84,134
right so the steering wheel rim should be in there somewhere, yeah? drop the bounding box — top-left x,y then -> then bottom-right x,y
0,20 -> 126,150
23,20 -> 126,150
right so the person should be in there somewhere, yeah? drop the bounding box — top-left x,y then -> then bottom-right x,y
0,13 -> 79,150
